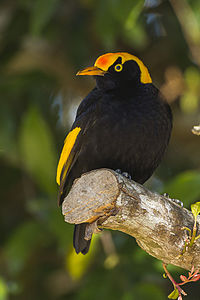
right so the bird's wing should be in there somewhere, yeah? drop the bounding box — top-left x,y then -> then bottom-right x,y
56,126 -> 81,186
56,125 -> 83,204
56,90 -> 100,205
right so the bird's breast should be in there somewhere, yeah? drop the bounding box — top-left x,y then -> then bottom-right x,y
73,89 -> 172,184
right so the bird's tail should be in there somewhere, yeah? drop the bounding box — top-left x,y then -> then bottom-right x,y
73,223 -> 91,254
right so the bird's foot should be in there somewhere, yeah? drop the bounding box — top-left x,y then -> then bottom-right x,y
163,192 -> 183,207
115,169 -> 132,180
85,221 -> 102,241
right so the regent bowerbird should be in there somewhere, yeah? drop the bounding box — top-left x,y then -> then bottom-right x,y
56,52 -> 172,255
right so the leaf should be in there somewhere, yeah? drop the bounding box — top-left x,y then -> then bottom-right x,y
180,92 -> 199,114
191,274 -> 200,282
0,278 -> 8,300
192,269 -> 199,276
125,1 -> 144,30
0,108 -> 19,164
4,221 -> 46,275
130,282 -> 165,300
190,265 -> 195,274
30,0 -> 60,36
191,202 -> 200,219
168,288 -> 179,299
66,235 -> 98,280
94,0 -> 146,49
180,275 -> 187,282
19,106 -> 57,195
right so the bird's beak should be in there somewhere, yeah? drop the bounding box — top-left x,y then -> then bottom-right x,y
76,66 -> 105,76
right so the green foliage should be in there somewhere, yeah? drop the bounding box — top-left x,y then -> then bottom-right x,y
164,265 -> 200,300
180,67 -> 200,113
185,201 -> 200,248
0,278 -> 8,300
94,0 -> 146,48
191,201 -> 200,220
4,221 -> 46,275
19,106 -> 57,195
30,0 -> 60,36
66,236 -> 98,280
131,283 -> 165,300
168,288 -> 179,299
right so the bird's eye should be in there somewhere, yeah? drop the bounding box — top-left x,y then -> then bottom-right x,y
114,64 -> 123,72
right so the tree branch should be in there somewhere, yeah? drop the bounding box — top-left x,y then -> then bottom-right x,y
62,169 -> 200,270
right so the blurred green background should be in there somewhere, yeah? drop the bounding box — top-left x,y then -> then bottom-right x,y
0,0 -> 200,299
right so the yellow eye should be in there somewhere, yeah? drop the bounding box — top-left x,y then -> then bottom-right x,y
114,64 -> 123,72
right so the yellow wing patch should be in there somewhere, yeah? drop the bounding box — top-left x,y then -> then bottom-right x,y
56,127 -> 81,185
95,52 -> 152,84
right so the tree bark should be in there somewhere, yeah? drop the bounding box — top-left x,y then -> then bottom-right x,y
62,168 -> 200,271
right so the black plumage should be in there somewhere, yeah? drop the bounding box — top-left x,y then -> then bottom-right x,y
57,52 -> 172,255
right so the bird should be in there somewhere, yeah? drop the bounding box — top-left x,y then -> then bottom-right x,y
56,52 -> 172,255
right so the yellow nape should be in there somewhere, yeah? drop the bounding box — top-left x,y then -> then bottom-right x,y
94,52 -> 152,84
56,127 -> 81,185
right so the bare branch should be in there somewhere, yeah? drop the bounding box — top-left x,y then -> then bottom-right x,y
62,169 -> 200,270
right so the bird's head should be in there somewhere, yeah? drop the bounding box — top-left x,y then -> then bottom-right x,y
76,52 -> 152,91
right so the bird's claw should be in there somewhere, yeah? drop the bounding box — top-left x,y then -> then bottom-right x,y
115,169 -> 122,174
122,172 -> 131,179
115,169 -> 131,179
163,193 -> 183,207
85,221 -> 102,240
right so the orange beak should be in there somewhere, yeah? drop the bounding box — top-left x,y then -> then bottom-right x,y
76,66 -> 105,76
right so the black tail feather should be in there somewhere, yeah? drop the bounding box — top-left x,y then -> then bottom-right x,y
73,223 -> 91,255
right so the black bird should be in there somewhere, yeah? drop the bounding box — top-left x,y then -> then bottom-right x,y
56,52 -> 172,255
